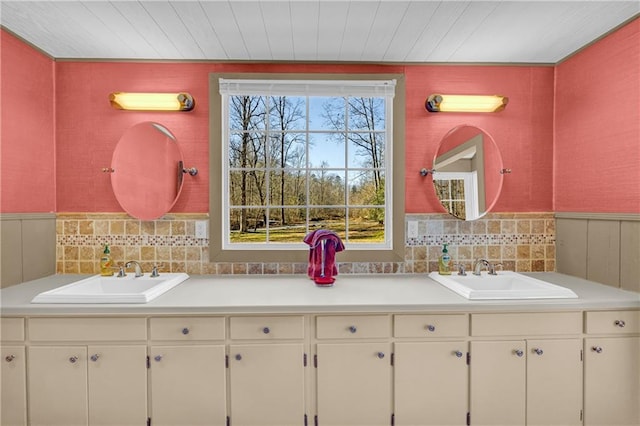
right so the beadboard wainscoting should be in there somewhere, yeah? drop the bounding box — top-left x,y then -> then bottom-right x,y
556,213 -> 640,292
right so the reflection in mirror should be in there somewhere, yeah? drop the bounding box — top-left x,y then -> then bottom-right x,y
111,122 -> 184,220
432,125 -> 503,220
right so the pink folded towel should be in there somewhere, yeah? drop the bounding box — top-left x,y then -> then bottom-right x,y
303,230 -> 345,284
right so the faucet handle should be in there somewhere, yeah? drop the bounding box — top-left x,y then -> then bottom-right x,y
150,266 -> 160,278
455,264 -> 467,276
113,265 -> 126,277
488,262 -> 503,275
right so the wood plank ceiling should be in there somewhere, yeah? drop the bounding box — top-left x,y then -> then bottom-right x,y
1,1 -> 638,63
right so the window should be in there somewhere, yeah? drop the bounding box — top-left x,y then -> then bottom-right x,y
209,73 -> 405,263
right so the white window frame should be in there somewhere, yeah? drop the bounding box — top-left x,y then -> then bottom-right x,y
219,78 -> 395,251
433,172 -> 480,220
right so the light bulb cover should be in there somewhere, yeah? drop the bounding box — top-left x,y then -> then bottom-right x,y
425,94 -> 508,113
109,92 -> 195,111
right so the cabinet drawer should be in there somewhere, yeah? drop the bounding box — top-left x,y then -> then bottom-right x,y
585,310 -> 640,334
471,312 -> 581,336
150,317 -> 225,341
394,314 -> 468,338
1,317 -> 25,341
316,315 -> 390,339
29,317 -> 146,341
230,316 -> 304,339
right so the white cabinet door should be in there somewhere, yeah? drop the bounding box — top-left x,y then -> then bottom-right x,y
87,345 -> 148,426
584,337 -> 640,425
229,343 -> 305,426
316,343 -> 392,426
150,345 -> 226,426
28,346 -> 89,426
1,345 -> 27,426
394,341 -> 468,425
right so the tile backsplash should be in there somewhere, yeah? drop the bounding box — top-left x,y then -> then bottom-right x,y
57,212 -> 555,275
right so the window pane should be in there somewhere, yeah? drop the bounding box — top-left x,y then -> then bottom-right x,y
348,97 -> 385,131
229,208 -> 267,243
229,170 -> 266,207
309,133 -> 345,168
229,132 -> 267,168
267,208 -> 307,242
348,170 -> 384,206
310,97 -> 345,131
434,180 -> 451,200
229,95 -> 267,130
309,170 -> 345,206
268,132 -> 306,168
348,208 -> 385,242
269,96 -> 306,131
348,133 -> 385,169
309,208 -> 346,239
269,170 -> 307,206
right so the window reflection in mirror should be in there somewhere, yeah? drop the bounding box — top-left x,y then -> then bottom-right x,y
111,122 -> 184,220
432,125 -> 503,220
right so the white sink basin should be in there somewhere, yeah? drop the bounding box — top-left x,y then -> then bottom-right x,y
31,273 -> 189,304
429,271 -> 578,300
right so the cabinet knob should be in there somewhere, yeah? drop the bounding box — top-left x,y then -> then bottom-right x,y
69,356 -> 79,364
614,320 -> 626,328
263,327 -> 270,334
182,327 -> 190,335
377,352 -> 385,359
426,324 -> 436,332
591,346 -> 603,354
154,355 -> 163,362
5,355 -> 15,362
348,326 -> 357,334
532,348 -> 544,356
454,351 -> 463,358
513,349 -> 524,357
90,354 -> 100,362
235,354 -> 242,361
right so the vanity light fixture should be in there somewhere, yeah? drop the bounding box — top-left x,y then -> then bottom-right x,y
109,92 -> 195,111
425,94 -> 508,113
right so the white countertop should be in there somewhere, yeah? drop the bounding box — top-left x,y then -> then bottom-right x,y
1,273 -> 638,316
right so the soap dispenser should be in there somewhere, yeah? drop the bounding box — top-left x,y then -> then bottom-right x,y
438,243 -> 452,275
100,244 -> 114,276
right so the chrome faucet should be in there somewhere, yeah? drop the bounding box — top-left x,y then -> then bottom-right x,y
473,258 -> 494,276
125,260 -> 144,277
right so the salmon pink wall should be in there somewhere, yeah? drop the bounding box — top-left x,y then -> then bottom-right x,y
554,18 -> 640,213
0,30 -> 55,213
55,61 -> 553,214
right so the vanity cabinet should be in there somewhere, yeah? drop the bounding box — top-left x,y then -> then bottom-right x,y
1,318 -> 26,426
27,317 -> 148,426
315,315 -> 392,426
228,316 -> 306,426
583,310 -> 640,425
148,316 -> 226,426
393,314 -> 469,426
469,313 -> 583,426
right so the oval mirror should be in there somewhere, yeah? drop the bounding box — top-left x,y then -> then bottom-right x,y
432,125 -> 503,220
111,122 -> 184,220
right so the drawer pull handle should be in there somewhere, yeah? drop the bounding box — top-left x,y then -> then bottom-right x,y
513,349 -> 524,357
454,351 -> 463,358
90,354 -> 100,362
263,327 -> 270,334
182,327 -> 190,335
69,356 -> 79,364
235,354 -> 242,361
5,355 -> 15,362
533,348 -> 544,356
614,320 -> 626,328
377,352 -> 385,359
348,326 -> 357,334
426,325 -> 436,332
592,346 -> 603,354
154,355 -> 163,362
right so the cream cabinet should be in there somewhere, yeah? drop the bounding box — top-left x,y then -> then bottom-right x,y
584,310 -> 640,425
149,316 -> 226,426
315,315 -> 392,426
27,317 -> 148,426
470,313 -> 583,426
394,314 -> 469,425
228,316 -> 306,426
1,317 -> 26,426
